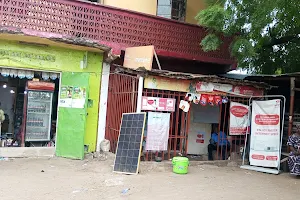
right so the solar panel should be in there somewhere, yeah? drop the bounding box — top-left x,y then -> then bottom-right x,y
113,112 -> 146,175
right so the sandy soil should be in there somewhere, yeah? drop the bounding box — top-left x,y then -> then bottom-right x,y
0,155 -> 298,200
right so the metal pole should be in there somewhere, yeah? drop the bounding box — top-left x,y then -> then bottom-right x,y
136,76 -> 144,113
288,77 -> 295,137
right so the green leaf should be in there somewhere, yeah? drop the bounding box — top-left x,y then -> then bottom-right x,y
197,0 -> 300,74
195,5 -> 227,32
200,34 -> 223,51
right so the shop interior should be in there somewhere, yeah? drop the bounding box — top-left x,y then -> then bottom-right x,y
0,68 -> 59,147
187,97 -> 247,160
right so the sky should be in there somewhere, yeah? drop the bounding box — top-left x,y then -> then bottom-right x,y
228,69 -> 248,74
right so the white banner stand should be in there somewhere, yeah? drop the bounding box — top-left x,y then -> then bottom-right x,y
240,95 -> 286,175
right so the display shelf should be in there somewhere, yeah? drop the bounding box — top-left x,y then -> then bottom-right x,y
25,91 -> 53,142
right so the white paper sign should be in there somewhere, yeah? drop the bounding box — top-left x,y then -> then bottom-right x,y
229,102 -> 249,135
179,100 -> 190,112
250,100 -> 281,168
145,112 -> 170,151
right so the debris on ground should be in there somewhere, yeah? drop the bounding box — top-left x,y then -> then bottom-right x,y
100,139 -> 110,152
92,152 -> 108,161
121,188 -> 130,194
72,188 -> 88,194
104,178 -> 124,187
0,157 -> 8,161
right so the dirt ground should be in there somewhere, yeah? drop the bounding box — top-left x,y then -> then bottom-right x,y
0,155 -> 298,200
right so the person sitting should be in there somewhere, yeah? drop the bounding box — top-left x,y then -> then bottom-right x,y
208,126 -> 230,160
287,124 -> 300,176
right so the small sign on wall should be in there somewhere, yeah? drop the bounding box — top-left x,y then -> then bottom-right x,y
141,96 -> 176,112
196,132 -> 205,144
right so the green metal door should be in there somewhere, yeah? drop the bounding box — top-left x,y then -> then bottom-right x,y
55,72 -> 89,159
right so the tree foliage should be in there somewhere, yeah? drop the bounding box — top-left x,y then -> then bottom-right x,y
196,0 -> 300,74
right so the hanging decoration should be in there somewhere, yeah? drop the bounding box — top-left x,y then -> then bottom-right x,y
0,68 -> 59,80
25,71 -> 34,79
42,72 -> 50,80
9,69 -> 18,78
179,100 -> 190,112
200,94 -> 208,106
184,92 -> 228,107
208,95 -> 215,106
185,93 -> 193,102
222,96 -> 229,104
214,96 -> 222,105
17,70 -> 26,79
0,68 -> 9,77
193,94 -> 201,104
50,73 -> 59,80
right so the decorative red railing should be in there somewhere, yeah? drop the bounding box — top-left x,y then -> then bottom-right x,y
0,0 -> 234,65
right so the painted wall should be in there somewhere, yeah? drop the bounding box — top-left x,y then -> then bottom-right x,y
103,0 -> 205,25
0,40 -> 103,152
185,0 -> 206,24
103,0 -> 157,15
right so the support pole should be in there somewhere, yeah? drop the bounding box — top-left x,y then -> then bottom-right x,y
96,62 -> 110,152
136,76 -> 144,113
288,77 -> 295,137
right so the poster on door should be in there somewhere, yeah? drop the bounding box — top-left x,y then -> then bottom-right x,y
250,99 -> 281,168
58,86 -> 73,108
229,102 -> 249,135
145,112 -> 170,151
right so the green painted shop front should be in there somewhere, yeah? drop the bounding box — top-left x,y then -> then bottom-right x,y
0,39 -> 103,159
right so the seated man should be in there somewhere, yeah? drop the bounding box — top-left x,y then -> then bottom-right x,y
208,126 -> 230,160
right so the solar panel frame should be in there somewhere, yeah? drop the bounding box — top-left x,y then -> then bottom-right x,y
113,112 -> 146,175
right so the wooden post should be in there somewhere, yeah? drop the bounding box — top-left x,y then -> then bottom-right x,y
288,77 -> 295,137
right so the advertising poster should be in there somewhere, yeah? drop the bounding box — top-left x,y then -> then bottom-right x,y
229,102 -> 249,135
71,87 -> 86,108
58,86 -> 73,108
250,99 -> 281,168
141,96 -> 176,112
145,112 -> 170,151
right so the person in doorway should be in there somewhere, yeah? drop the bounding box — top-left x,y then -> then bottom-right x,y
208,125 -> 230,160
287,124 -> 300,176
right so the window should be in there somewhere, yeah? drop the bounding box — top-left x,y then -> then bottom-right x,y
157,0 -> 186,21
86,0 -> 99,2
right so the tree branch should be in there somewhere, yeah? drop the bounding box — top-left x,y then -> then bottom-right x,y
263,34 -> 300,47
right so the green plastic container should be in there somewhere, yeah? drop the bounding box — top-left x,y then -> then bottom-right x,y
172,157 -> 189,174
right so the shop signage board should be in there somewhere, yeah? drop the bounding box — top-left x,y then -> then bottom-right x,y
144,76 -> 191,92
27,81 -> 55,91
229,102 -> 249,135
144,75 -> 263,96
145,112 -> 170,151
0,49 -> 56,62
123,45 -> 154,70
233,86 -> 263,96
249,100 -> 281,168
141,96 -> 176,112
